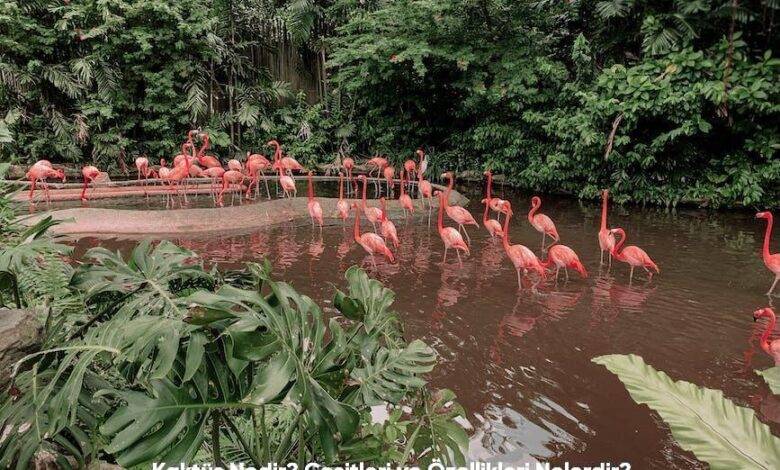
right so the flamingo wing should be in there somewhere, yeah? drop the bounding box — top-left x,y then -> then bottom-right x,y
484,219 -> 503,237
533,214 -> 559,239
361,233 -> 394,261
622,246 -> 659,272
442,227 -> 469,253
447,206 -> 478,226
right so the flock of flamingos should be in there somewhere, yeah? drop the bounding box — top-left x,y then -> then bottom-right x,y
21,131 -> 780,364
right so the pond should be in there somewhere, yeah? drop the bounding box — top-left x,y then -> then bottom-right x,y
69,184 -> 777,468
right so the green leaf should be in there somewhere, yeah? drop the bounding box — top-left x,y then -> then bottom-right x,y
756,367 -> 780,395
593,354 -> 780,469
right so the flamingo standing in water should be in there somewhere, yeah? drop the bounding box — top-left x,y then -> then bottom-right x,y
609,227 -> 659,283
417,149 -> 433,222
307,171 -> 323,230
359,175 -> 382,231
26,161 -> 65,203
337,172 -> 350,222
217,170 -> 245,207
544,244 -> 588,282
485,170 -> 509,221
501,201 -> 546,289
352,203 -> 394,268
277,166 -> 297,198
246,152 -> 272,199
528,196 -> 560,251
398,170 -> 414,217
756,211 -> 780,295
436,191 -> 469,265
442,172 -> 478,244
379,197 -> 400,248
80,165 -> 103,202
481,171 -> 503,238
598,190 -> 616,267
753,307 -> 780,365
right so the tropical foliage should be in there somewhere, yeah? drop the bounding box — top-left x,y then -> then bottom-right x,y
0,228 -> 469,468
1,0 -> 778,207
593,354 -> 780,469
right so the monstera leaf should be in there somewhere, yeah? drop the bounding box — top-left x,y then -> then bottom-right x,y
408,389 -> 469,466
72,240 -> 212,319
334,266 -> 401,344
594,354 -> 780,469
757,366 -> 780,395
349,339 -> 436,406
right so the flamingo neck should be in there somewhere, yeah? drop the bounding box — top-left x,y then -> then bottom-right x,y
760,310 -> 777,354
361,179 -> 368,208
483,197 -> 489,224
486,172 -> 493,201
600,191 -> 608,230
612,229 -> 627,260
400,171 -> 406,196
307,175 -> 314,201
762,213 -> 774,262
437,195 -> 444,233
528,201 -> 539,223
443,175 -> 453,208
338,174 -> 344,200
501,211 -> 511,252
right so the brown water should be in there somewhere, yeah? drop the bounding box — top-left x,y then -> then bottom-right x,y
70,186 -> 779,468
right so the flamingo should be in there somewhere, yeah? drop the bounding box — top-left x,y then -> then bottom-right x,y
753,307 -> 780,365
80,165 -> 102,202
197,134 -> 221,169
217,170 -> 245,207
202,166 -> 225,202
227,159 -> 243,172
436,191 -> 469,265
485,170 -> 509,221
26,162 -> 65,203
544,244 -> 588,282
343,157 -> 356,195
307,171 -> 323,230
599,189 -> 616,267
501,201 -> 547,289
246,152 -> 272,199
442,172 -> 478,244
528,196 -> 560,251
398,170 -> 414,216
609,227 -> 659,283
352,203 -> 394,268
267,140 -> 304,175
337,172 -> 350,222
277,166 -> 297,198
757,212 -> 780,295
135,156 -> 156,183
481,171 -> 503,238
379,197 -> 400,248
403,158 -> 417,190
417,149 -> 433,222
359,175 -> 382,231
383,165 -> 395,197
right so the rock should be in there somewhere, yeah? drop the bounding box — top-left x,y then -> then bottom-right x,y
0,308 -> 42,381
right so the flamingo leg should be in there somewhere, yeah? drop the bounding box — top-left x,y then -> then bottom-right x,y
456,249 -> 463,266
442,246 -> 448,263
768,276 -> 779,296
516,270 -> 523,290
600,250 -> 604,266
554,267 -> 560,284
629,266 -> 635,285
262,172 -> 271,199
565,267 -> 570,281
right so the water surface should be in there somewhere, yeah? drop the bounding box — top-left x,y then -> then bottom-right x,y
70,185 -> 779,468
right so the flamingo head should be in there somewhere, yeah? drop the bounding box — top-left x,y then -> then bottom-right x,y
531,196 -> 541,208
266,139 -> 279,148
756,211 -> 772,220
483,169 -> 492,177
415,149 -> 424,158
602,189 -> 609,198
188,129 -> 198,140
502,201 -> 513,215
56,169 -> 66,182
753,307 -> 775,321
440,171 -> 453,180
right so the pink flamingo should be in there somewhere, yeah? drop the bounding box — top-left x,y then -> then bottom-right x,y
398,170 -> 414,216
217,170 -> 245,207
609,227 -> 660,283
379,197 -> 400,248
501,201 -> 547,289
277,166 -> 297,198
383,165 -> 395,196
416,150 -> 433,222
227,159 -> 243,172
202,166 -> 225,202
337,172 -> 350,222
267,140 -> 304,175
80,165 -> 102,202
485,170 -> 509,221
365,155 -> 388,195
307,171 -> 323,230
135,156 -> 156,182
196,134 -> 221,169
481,171 -> 503,238
359,175 -> 382,231
754,307 -> 780,365
598,190 -> 616,267
757,211 -> 780,295
343,157 -> 355,194
404,158 -> 416,190
245,152 -> 272,199
544,244 -> 588,282
352,203 -> 394,268
528,196 -> 560,251
442,172 -> 478,244
26,162 -> 65,203
436,191 -> 470,265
